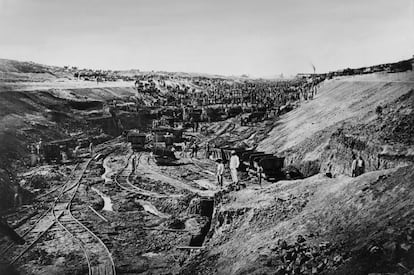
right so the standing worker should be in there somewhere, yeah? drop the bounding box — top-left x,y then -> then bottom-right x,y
194,143 -> 199,158
181,141 -> 187,158
229,150 -> 240,189
36,138 -> 43,163
13,184 -> 22,208
60,145 -> 67,163
36,138 -> 42,155
351,155 -> 357,177
190,142 -> 197,158
88,141 -> 94,158
216,159 -> 224,188
29,144 -> 37,166
73,142 -> 81,160
205,142 -> 210,159
257,165 -> 263,187
356,155 -> 365,176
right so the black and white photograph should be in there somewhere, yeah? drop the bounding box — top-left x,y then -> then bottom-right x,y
0,0 -> 413,274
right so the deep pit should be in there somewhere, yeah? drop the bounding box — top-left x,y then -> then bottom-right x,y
189,197 -> 215,247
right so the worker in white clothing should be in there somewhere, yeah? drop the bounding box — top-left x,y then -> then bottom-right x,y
216,159 -> 225,188
229,150 -> 240,189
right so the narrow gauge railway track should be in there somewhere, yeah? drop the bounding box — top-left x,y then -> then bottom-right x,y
51,158 -> 116,275
0,146 -> 113,257
5,155 -> 116,275
114,151 -> 173,199
113,150 -> 172,219
3,144 -> 115,228
3,160 -> 88,263
0,162 -> 85,258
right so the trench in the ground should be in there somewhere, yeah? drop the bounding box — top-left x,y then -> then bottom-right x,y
189,197 -> 215,247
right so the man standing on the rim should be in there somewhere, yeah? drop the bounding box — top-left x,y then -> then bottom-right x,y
229,150 -> 240,189
216,159 -> 224,188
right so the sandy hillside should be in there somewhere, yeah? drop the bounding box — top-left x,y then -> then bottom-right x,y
258,71 -> 414,154
181,71 -> 414,275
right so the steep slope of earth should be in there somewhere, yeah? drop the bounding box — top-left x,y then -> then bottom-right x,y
181,71 -> 414,275
258,71 -> 414,176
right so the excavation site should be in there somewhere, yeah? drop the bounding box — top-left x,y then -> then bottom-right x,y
1,56 -> 413,275
1,1 -> 414,274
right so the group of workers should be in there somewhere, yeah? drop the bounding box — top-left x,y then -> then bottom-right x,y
180,141 -> 199,158
215,150 -> 367,190
30,138 -> 95,166
215,150 -> 242,190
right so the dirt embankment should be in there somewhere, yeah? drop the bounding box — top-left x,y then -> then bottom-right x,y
258,71 -> 414,177
182,165 -> 414,275
180,72 -> 414,274
0,66 -> 148,211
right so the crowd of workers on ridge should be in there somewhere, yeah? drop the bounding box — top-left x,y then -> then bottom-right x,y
133,73 -> 324,111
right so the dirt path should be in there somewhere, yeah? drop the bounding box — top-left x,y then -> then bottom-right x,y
139,153 -> 216,197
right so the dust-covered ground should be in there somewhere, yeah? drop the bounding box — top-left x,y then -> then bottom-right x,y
179,72 -> 414,274
1,140 -> 220,275
1,59 -> 414,274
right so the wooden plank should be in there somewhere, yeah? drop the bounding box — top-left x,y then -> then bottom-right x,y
176,246 -> 205,250
88,206 -> 109,223
143,226 -> 188,233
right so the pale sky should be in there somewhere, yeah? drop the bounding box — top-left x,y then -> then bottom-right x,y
0,0 -> 413,76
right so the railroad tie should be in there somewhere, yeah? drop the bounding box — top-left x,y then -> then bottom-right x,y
91,263 -> 112,275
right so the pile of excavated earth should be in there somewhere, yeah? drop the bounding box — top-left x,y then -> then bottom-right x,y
0,59 -> 413,275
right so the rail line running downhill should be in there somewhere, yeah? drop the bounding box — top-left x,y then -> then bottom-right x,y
2,143 -> 117,248
0,161 -> 85,258
52,158 -> 116,275
5,156 -> 116,275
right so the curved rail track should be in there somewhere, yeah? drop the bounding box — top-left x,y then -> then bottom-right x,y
111,150 -> 174,219
0,162 -> 84,257
2,144 -> 116,238
113,151 -> 175,199
3,154 -> 116,275
52,157 -> 116,275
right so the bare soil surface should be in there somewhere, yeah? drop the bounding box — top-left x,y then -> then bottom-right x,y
1,60 -> 414,274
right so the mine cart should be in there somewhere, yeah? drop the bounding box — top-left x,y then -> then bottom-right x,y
43,143 -> 61,163
189,109 -> 202,122
43,138 -> 76,163
151,147 -> 177,165
171,129 -> 183,142
247,111 -> 266,123
205,107 -> 225,122
259,156 -> 285,181
127,131 -> 147,151
164,133 -> 174,146
247,153 -> 273,172
152,127 -> 183,143
241,150 -> 263,164
279,104 -> 294,115
226,106 -> 243,118
153,132 -> 166,143
240,150 -> 261,170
